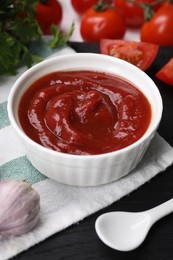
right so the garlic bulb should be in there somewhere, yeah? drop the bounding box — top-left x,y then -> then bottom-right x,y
0,179 -> 40,238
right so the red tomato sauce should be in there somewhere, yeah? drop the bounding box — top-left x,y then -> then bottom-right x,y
18,70 -> 151,155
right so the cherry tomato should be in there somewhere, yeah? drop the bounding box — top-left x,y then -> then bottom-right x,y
35,0 -> 62,35
71,0 -> 98,15
115,0 -> 164,28
100,39 -> 159,71
80,6 -> 126,42
140,3 -> 173,46
156,58 -> 173,86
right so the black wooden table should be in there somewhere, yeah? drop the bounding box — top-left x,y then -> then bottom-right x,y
14,42 -> 173,260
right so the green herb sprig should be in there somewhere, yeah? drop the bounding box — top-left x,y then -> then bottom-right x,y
0,0 -> 74,75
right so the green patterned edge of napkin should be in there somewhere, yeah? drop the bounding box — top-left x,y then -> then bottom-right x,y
0,39 -> 69,185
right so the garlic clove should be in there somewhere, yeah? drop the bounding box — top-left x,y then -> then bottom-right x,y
0,179 -> 40,238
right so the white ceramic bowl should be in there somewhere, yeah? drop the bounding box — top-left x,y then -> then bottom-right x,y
8,53 -> 163,186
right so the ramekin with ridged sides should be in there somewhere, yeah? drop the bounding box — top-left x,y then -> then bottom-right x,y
8,53 -> 163,186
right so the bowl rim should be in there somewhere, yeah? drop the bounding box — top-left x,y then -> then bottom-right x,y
7,53 -> 163,160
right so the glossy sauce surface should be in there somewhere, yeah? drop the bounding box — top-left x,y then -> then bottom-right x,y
18,70 -> 151,155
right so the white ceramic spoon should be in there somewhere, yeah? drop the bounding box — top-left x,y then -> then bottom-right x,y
95,198 -> 173,251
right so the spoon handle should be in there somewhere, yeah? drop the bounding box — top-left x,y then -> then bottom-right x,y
147,198 -> 173,224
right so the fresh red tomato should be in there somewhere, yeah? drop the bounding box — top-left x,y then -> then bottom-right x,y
156,58 -> 173,86
115,0 -> 164,28
35,0 -> 62,35
71,0 -> 98,15
100,39 -> 159,71
140,2 -> 173,46
80,5 -> 126,42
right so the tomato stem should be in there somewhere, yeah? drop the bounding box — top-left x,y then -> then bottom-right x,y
127,0 -> 164,21
94,0 -> 113,12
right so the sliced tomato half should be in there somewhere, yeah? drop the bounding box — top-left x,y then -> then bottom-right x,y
100,39 -> 159,71
156,58 -> 173,86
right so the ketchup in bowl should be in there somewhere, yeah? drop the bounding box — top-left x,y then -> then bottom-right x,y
18,70 -> 151,155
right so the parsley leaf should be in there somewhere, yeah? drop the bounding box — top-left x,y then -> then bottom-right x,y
48,22 -> 75,49
0,0 -> 74,75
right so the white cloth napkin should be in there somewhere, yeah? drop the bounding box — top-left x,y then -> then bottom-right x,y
0,45 -> 173,260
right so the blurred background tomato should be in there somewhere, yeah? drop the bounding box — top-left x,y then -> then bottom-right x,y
71,0 -> 98,15
35,0 -> 62,35
115,0 -> 164,28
